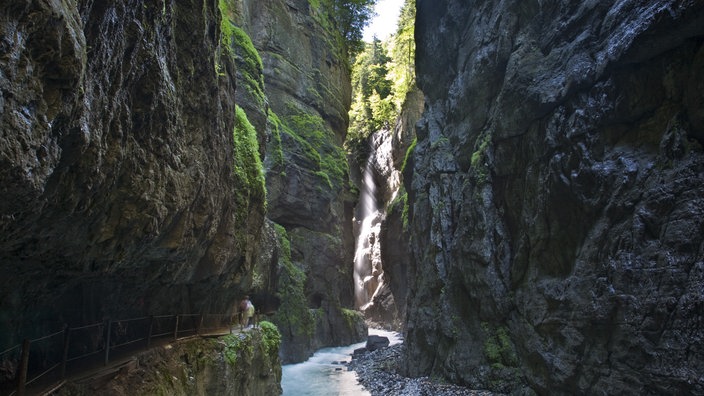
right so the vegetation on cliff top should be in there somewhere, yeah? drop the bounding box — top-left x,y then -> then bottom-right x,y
221,322 -> 282,374
259,320 -> 282,363
346,0 -> 416,157
308,0 -> 377,56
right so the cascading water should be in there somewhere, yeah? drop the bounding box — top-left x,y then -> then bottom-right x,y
281,329 -> 403,395
354,156 -> 382,309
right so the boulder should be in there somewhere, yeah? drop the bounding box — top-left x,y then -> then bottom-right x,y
366,335 -> 390,352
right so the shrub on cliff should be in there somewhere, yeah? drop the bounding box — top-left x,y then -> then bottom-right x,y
259,320 -> 282,362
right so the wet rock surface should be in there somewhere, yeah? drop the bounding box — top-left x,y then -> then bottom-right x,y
350,343 -> 498,396
359,88 -> 424,328
0,1 -> 265,344
407,0 -> 704,394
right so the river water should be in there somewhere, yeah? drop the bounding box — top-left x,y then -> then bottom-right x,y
281,329 -> 402,395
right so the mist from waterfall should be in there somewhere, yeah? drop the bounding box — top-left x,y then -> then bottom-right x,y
354,156 -> 380,309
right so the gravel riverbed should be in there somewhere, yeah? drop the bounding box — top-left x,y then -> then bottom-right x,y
348,343 -> 498,396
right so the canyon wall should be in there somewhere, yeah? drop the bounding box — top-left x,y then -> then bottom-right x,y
0,0 -> 266,347
407,0 -> 704,394
59,328 -> 281,396
229,0 -> 366,363
0,0 -> 364,371
362,87 -> 423,328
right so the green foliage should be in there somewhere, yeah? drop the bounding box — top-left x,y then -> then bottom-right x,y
222,332 -> 254,366
259,321 -> 282,361
387,186 -> 410,230
349,39 -> 396,140
387,0 -> 416,109
346,0 -> 416,157
308,0 -> 376,57
333,0 -> 377,55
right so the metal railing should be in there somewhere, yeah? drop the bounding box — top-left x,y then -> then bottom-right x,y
0,312 -> 250,396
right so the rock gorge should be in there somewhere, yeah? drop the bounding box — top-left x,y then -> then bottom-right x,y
225,0 -> 367,362
1,0 -> 704,395
1,0 -> 267,343
400,0 -> 704,394
0,0 -> 364,383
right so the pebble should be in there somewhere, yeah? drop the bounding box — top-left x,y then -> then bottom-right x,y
348,343 -> 498,396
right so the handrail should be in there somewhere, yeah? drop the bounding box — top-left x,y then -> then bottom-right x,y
69,322 -> 102,331
29,329 -> 64,344
0,309 -> 255,396
0,344 -> 20,357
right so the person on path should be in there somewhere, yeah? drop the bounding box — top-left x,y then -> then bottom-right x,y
246,298 -> 255,328
239,295 -> 255,328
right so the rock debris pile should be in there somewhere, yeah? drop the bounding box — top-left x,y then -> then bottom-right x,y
349,342 -> 498,396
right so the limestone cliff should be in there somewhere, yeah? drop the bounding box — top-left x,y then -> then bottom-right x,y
407,0 -> 704,394
227,0 -> 366,363
0,0 -> 265,349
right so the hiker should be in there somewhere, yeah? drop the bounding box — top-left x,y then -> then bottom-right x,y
239,295 -> 255,328
246,298 -> 255,328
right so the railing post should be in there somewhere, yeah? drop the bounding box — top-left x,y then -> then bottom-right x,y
197,314 -> 203,335
147,316 -> 154,348
17,338 -> 30,396
61,324 -> 71,378
173,315 -> 179,341
104,319 -> 112,366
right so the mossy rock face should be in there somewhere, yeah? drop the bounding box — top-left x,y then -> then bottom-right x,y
59,329 -> 282,396
231,0 -> 363,364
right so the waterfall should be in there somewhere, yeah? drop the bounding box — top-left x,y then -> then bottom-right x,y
354,156 -> 381,309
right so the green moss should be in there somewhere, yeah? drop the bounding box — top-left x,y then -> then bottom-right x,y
341,308 -> 362,329
266,110 -> 286,171
471,133 -> 490,167
272,224 -> 316,338
431,136 -> 450,149
233,105 -> 266,207
216,0 -> 236,73
470,132 -> 491,183
281,105 -> 348,191
401,137 -> 417,173
231,26 -> 263,71
307,0 -> 334,42
481,322 -> 518,368
232,25 -> 266,105
388,189 -> 410,230
217,0 -> 266,104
